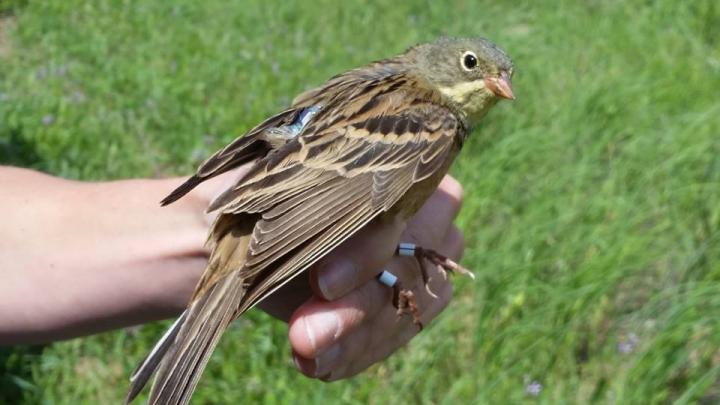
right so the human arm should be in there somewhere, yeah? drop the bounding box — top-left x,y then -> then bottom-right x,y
0,166 -> 464,381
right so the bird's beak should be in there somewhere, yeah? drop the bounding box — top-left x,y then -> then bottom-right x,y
484,71 -> 515,100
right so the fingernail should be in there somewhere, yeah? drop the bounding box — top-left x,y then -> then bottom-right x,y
318,258 -> 358,300
303,310 -> 342,353
314,344 -> 341,377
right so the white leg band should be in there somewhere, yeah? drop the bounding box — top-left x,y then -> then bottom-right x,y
377,270 -> 398,287
398,243 -> 416,257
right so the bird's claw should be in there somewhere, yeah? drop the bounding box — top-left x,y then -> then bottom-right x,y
392,283 -> 423,330
415,246 -> 475,280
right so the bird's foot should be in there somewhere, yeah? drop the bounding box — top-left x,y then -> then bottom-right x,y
397,243 -> 474,298
392,283 -> 423,330
375,243 -> 472,330
376,271 -> 423,330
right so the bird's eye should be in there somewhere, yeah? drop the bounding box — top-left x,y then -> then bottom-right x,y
461,51 -> 478,71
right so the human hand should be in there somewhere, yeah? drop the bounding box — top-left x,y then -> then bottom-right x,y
263,175 -> 465,381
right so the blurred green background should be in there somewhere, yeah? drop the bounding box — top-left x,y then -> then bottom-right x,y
1,0 -> 719,403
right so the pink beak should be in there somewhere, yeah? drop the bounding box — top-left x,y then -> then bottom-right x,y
484,71 -> 515,100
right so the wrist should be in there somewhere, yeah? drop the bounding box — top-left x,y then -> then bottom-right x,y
80,177 -> 209,314
0,173 -> 211,343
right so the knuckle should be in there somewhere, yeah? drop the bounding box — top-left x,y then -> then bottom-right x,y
350,281 -> 390,324
440,175 -> 464,209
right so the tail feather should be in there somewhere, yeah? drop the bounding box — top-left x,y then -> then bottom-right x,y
149,272 -> 246,405
126,218 -> 253,405
125,311 -> 187,404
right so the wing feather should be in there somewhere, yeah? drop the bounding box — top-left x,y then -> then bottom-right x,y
207,104 -> 461,300
246,176 -> 370,268
161,108 -> 304,206
232,124 -> 457,312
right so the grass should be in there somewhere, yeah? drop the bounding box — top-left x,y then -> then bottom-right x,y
1,0 -> 719,403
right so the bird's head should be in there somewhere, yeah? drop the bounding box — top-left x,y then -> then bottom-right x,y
409,37 -> 514,126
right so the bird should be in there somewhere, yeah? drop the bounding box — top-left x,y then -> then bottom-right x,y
125,36 -> 514,404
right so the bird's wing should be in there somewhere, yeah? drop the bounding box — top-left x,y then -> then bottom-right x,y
160,107 -> 305,206
206,97 -> 464,311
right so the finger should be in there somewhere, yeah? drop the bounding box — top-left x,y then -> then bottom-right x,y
438,175 -> 465,212
290,246 -> 425,374
441,225 -> 465,262
292,238 -> 455,379
323,278 -> 453,381
403,175 -> 464,248
309,217 -> 405,301
288,279 -> 389,360
256,272 -> 312,322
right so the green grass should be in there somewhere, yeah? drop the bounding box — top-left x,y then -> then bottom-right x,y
1,0 -> 719,403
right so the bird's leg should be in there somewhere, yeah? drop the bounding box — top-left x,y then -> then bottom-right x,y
394,282 -> 423,330
377,271 -> 423,329
375,244 -> 472,330
397,243 -> 474,298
